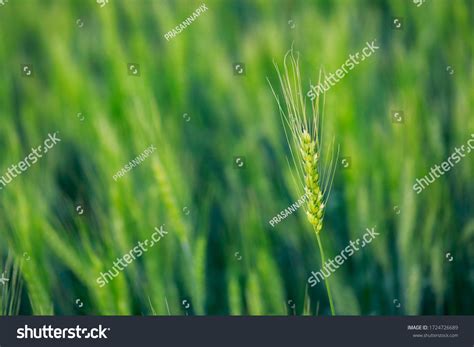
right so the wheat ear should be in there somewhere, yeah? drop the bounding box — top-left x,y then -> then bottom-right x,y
268,47 -> 339,315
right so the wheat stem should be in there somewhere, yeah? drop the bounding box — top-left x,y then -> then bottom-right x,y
315,231 -> 335,315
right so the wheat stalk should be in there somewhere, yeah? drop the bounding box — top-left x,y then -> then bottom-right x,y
0,253 -> 23,316
268,47 -> 339,315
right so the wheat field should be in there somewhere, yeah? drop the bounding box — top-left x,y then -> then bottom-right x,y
0,0 -> 473,315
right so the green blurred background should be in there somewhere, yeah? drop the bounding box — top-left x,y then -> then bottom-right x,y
0,0 -> 473,315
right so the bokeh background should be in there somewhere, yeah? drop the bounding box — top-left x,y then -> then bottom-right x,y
0,0 -> 473,315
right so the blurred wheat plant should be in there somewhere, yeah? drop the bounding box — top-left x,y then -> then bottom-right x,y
0,253 -> 23,316
268,49 -> 338,315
